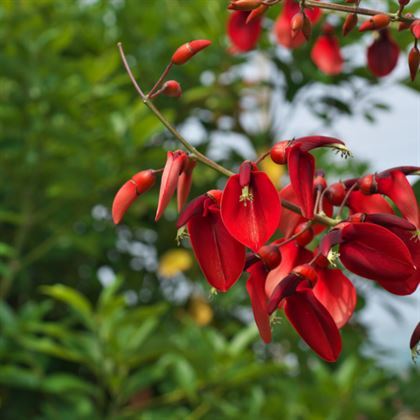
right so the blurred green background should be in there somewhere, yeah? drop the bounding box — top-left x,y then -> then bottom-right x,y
0,0 -> 419,419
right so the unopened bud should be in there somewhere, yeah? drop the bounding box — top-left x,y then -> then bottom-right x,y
161,80 -> 182,97
228,0 -> 262,11
246,4 -> 268,24
411,20 -> 420,40
171,40 -> 212,65
408,46 -> 419,81
359,14 -> 390,32
343,13 -> 358,36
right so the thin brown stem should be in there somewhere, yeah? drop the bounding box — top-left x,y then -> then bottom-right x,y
278,221 -> 313,248
147,62 -> 173,99
255,151 -> 270,165
304,0 -> 416,23
117,42 -> 234,177
336,182 -> 358,218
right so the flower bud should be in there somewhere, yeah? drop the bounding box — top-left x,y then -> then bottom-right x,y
358,174 -> 377,195
411,20 -> 420,39
326,182 -> 346,206
258,245 -> 281,270
408,46 -> 419,81
294,222 -> 314,247
246,4 -> 268,24
228,0 -> 262,11
359,14 -> 390,32
171,40 -> 212,65
291,12 -> 305,38
270,141 -> 289,164
343,13 -> 358,36
112,170 -> 156,224
161,80 -> 182,97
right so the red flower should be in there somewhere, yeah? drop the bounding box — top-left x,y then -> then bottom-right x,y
155,150 -> 188,221
320,222 -> 416,285
271,136 -> 348,219
177,191 -> 245,292
311,27 -> 343,75
221,161 -> 281,252
171,40 -> 212,65
274,0 -> 321,49
367,29 -> 400,77
227,10 -> 262,53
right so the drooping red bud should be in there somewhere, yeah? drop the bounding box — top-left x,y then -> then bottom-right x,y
258,245 -> 281,270
411,20 -> 420,39
343,13 -> 358,36
155,150 -> 188,221
187,196 -> 245,292
112,170 -> 156,224
359,14 -> 390,32
171,40 -> 212,65
358,174 -> 377,194
367,29 -> 400,77
314,170 -> 327,191
408,46 -> 419,82
246,261 -> 272,343
311,31 -> 343,75
312,268 -> 356,329
160,80 -> 182,97
228,0 -> 262,11
246,3 -> 268,24
228,10 -> 262,53
221,169 -> 281,252
270,141 -> 289,164
294,222 -> 314,247
291,12 -> 305,38
326,182 -> 346,206
284,290 -> 342,362
177,158 -> 196,212
274,0 -> 321,49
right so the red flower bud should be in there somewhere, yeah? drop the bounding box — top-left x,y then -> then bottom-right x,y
246,4 -> 268,24
294,222 -> 314,247
359,14 -> 391,32
228,0 -> 262,11
258,245 -> 282,270
408,46 -> 419,82
291,12 -> 311,41
358,173 -> 377,194
411,20 -> 420,39
171,40 -> 212,65
161,80 -> 182,97
326,182 -> 347,206
292,264 -> 318,285
343,13 -> 358,36
112,170 -> 156,224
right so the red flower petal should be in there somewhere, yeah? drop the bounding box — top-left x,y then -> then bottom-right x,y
288,147 -> 315,219
367,29 -> 399,77
347,191 -> 394,215
177,194 -> 207,228
188,204 -> 245,292
313,269 -> 356,328
363,213 -> 416,231
376,170 -> 419,228
228,10 -> 262,52
340,222 -> 415,282
278,184 -> 303,238
177,158 -> 196,212
155,151 -> 187,221
311,34 -> 343,75
221,171 -> 281,252
284,290 -> 342,362
246,261 -> 272,343
293,135 -> 345,152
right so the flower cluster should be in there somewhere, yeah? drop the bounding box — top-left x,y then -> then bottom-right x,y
114,39 -> 419,362
227,0 -> 419,80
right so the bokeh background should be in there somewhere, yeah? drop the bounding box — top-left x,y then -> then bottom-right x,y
0,0 -> 419,419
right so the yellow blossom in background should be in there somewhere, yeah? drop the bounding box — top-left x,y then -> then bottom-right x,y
158,249 -> 193,277
259,155 -> 285,187
188,295 -> 213,326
